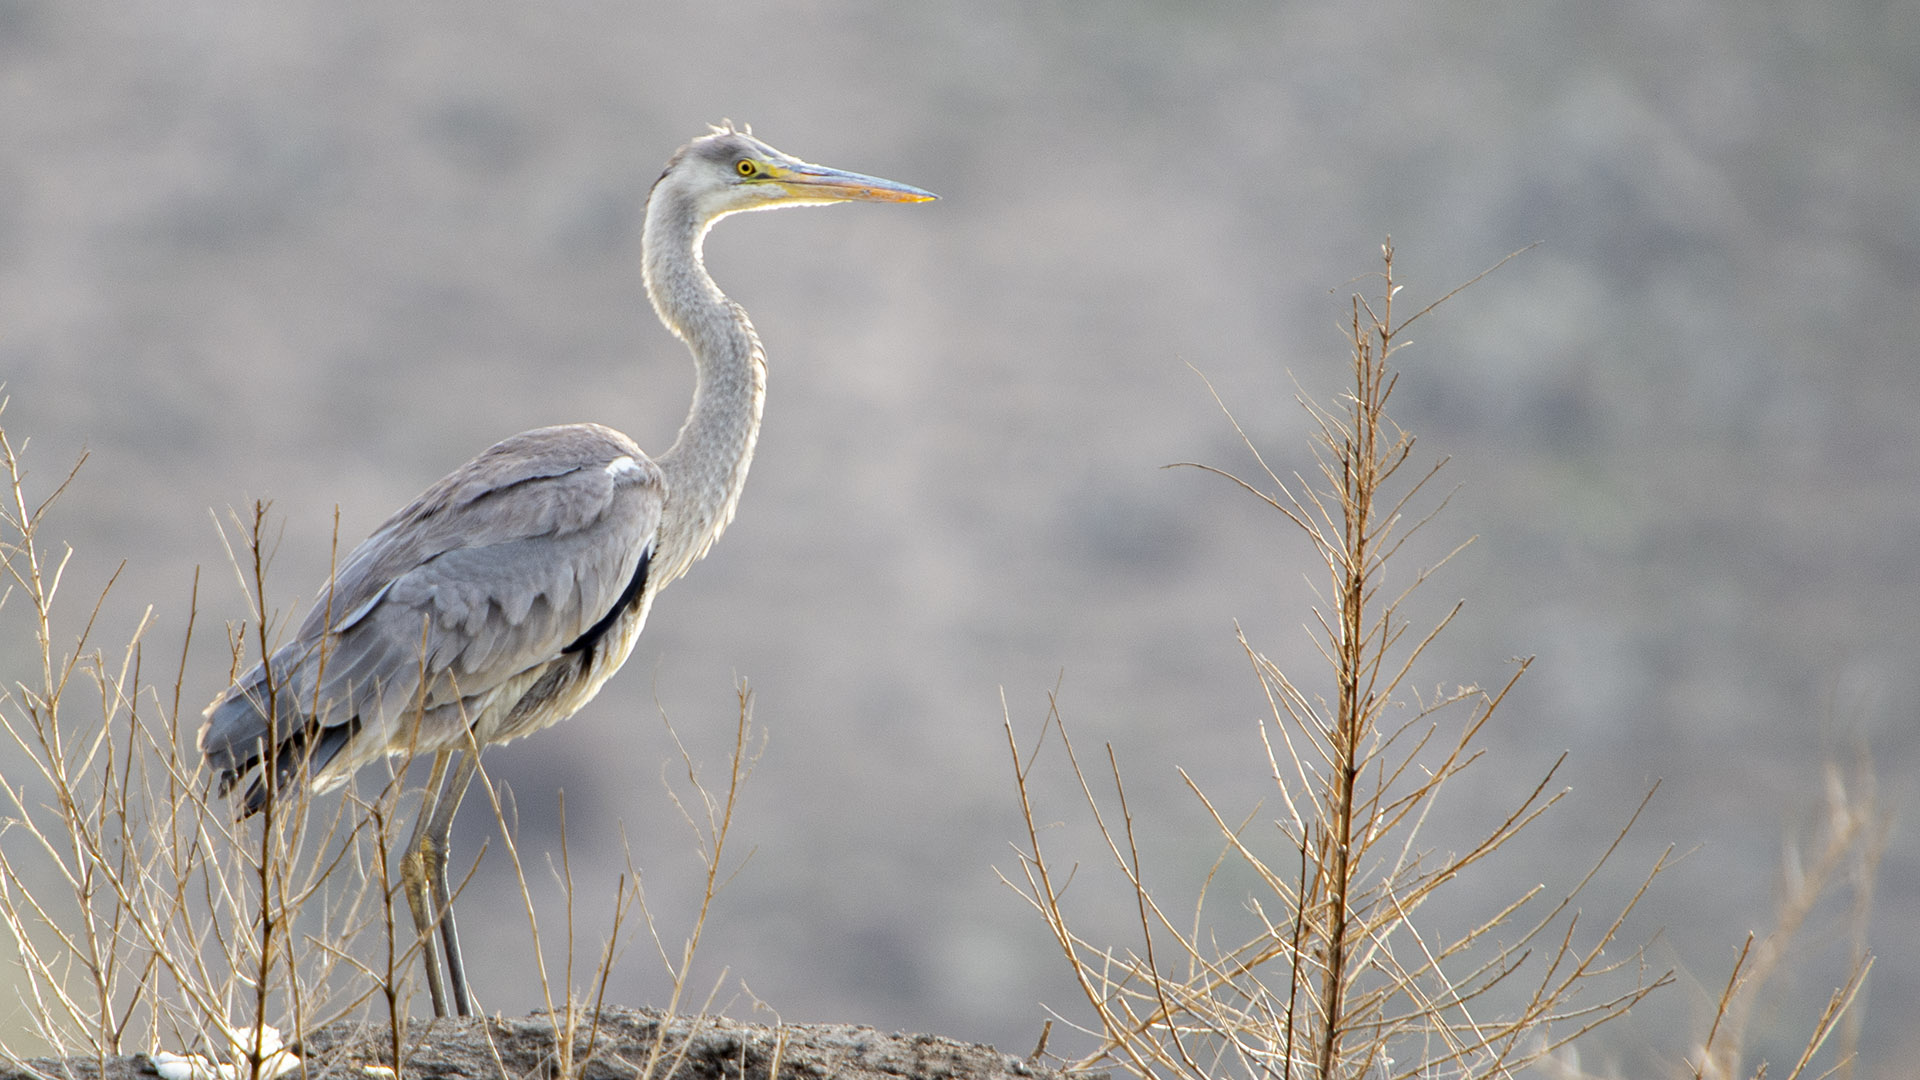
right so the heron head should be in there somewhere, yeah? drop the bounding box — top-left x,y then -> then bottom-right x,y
660,122 -> 937,222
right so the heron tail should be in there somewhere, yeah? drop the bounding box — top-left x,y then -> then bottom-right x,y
199,648 -> 360,816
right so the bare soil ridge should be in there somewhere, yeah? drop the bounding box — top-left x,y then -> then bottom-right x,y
3,1009 -> 1092,1080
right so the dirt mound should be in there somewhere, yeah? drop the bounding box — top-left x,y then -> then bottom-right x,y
7,1008 -> 1095,1080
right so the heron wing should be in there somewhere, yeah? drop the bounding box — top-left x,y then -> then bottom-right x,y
200,424 -> 664,793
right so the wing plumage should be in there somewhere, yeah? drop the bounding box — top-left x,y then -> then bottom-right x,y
200,424 -> 664,808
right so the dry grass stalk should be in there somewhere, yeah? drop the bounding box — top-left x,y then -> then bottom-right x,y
459,681 -> 761,1080
621,684 -> 764,1080
1003,242 -> 1672,1079
0,413 -> 399,1073
1679,762 -> 1883,1080
1537,762 -> 1883,1080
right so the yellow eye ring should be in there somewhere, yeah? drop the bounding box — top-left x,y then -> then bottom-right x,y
735,159 -> 757,177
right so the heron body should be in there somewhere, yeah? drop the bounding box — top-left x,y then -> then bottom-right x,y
198,124 -> 933,1016
203,424 -> 664,805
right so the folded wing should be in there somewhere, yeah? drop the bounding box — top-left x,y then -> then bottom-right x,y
200,424 -> 664,808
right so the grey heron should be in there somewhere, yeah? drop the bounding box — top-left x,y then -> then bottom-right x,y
198,123 -> 934,1017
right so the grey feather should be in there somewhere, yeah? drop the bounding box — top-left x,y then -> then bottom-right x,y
200,424 -> 664,800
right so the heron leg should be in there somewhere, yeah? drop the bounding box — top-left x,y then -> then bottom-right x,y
401,751 -> 453,1017
402,749 -> 479,1018
426,750 -> 480,1017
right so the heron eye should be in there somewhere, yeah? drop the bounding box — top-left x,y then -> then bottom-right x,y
735,159 -> 757,177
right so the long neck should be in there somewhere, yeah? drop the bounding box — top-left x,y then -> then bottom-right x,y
643,189 -> 767,587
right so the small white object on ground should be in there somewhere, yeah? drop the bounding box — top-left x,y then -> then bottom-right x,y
148,1022 -> 300,1080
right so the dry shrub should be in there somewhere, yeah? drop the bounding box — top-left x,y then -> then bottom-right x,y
0,421 -> 387,1077
1003,243 -> 1877,1080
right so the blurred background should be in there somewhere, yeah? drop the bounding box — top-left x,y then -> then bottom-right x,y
2,0 -> 1915,1074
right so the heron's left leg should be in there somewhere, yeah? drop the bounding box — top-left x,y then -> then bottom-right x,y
403,748 -> 480,1017
402,750 -> 455,1017
420,749 -> 480,1017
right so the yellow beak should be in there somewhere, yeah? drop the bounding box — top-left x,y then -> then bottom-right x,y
772,162 -> 938,204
